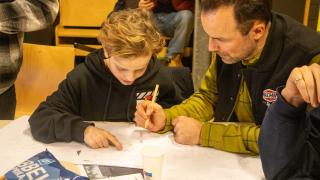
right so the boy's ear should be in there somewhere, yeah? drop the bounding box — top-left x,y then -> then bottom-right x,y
103,48 -> 112,59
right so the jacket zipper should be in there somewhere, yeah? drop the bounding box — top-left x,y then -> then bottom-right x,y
226,75 -> 243,122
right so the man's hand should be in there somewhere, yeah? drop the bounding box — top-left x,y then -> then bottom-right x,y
282,63 -> 320,108
84,126 -> 123,150
138,0 -> 156,10
135,100 -> 166,132
172,116 -> 203,145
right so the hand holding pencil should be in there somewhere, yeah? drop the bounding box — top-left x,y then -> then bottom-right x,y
145,84 -> 159,128
135,84 -> 166,132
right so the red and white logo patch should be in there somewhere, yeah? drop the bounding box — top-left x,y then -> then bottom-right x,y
136,90 -> 159,104
136,91 -> 153,105
263,89 -> 277,105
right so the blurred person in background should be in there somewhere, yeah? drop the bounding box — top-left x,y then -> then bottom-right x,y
0,0 -> 59,119
114,0 -> 194,66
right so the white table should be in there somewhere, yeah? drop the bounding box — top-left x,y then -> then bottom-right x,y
0,116 -> 265,179
0,120 -> 10,128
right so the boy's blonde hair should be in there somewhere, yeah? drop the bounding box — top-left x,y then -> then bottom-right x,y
98,9 -> 165,58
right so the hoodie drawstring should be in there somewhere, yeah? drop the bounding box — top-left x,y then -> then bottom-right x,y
126,86 -> 136,121
103,79 -> 112,120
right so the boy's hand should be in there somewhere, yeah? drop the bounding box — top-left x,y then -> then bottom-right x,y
84,126 -> 123,150
135,100 -> 166,132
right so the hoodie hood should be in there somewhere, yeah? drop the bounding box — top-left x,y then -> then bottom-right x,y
83,49 -> 162,121
84,49 -> 161,85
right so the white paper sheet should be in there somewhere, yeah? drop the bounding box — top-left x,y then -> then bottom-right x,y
0,116 -> 265,179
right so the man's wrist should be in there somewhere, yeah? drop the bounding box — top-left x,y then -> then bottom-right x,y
197,122 -> 204,145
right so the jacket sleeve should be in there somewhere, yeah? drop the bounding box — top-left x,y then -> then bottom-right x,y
161,56 -> 218,132
259,88 -> 320,179
0,0 -> 59,34
197,54 -> 320,154
200,54 -> 320,154
28,72 -> 91,144
200,122 -> 260,154
161,55 -> 260,154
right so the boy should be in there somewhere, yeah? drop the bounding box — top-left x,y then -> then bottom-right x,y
29,9 -> 184,150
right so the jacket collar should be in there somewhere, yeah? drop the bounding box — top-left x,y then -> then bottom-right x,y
253,12 -> 284,72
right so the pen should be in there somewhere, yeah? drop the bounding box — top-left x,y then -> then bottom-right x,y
145,84 -> 159,129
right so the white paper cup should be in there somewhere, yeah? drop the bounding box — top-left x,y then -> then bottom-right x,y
141,146 -> 165,180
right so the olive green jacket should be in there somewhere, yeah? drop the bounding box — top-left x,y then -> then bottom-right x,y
161,54 -> 320,155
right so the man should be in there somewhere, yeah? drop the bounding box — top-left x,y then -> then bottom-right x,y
0,0 -> 59,119
29,9 -> 184,149
135,0 -> 320,154
114,0 -> 194,66
259,63 -> 320,179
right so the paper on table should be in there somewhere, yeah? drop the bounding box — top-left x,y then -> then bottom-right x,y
100,174 -> 143,180
76,123 -> 172,167
0,116 -> 264,180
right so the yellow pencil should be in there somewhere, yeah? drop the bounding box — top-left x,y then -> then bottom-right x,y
145,84 -> 159,129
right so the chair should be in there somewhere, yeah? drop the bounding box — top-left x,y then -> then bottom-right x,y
303,0 -> 311,26
55,0 -> 117,56
317,5 -> 320,32
303,0 -> 320,30
14,43 -> 75,118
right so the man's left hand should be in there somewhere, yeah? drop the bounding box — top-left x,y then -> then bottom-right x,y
172,116 -> 203,145
282,63 -> 320,108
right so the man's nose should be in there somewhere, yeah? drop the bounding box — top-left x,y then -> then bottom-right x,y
208,38 -> 219,52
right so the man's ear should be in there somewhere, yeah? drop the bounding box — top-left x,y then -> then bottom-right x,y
250,21 -> 267,40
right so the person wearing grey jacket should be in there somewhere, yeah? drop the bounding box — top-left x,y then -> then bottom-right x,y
0,0 -> 59,119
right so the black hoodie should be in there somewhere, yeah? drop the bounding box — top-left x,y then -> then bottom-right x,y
29,49 -> 184,144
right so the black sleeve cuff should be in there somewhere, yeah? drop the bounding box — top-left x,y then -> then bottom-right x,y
72,121 -> 95,143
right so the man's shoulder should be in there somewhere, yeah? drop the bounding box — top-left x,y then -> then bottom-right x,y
274,12 -> 320,52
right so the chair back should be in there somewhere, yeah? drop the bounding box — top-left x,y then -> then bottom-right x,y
55,0 -> 117,56
59,0 -> 117,27
15,43 -> 74,117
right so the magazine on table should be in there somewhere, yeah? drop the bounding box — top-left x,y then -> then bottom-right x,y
77,164 -> 144,180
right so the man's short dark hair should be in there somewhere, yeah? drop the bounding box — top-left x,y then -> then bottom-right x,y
200,0 -> 272,35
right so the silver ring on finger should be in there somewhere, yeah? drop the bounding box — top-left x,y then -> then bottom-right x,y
295,76 -> 303,83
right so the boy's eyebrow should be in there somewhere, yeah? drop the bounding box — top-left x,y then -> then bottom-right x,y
118,66 -> 146,71
115,61 -> 146,71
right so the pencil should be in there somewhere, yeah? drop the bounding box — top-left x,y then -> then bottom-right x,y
145,84 -> 159,129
